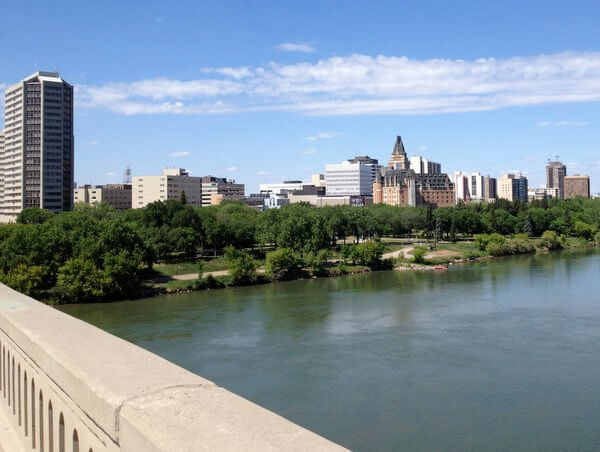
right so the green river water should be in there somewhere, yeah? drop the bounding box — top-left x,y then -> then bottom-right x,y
60,250 -> 600,451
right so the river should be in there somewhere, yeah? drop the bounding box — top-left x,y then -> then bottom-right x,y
60,250 -> 600,451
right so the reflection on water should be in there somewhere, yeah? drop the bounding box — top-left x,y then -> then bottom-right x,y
61,250 -> 600,451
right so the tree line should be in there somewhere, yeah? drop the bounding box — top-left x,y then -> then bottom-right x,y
0,197 -> 598,303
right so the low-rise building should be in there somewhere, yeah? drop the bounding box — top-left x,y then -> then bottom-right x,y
74,184 -> 132,210
311,173 -> 326,187
564,175 -> 590,199
133,168 -> 202,208
201,176 -> 244,206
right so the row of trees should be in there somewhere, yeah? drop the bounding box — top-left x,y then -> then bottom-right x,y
1,197 -> 599,303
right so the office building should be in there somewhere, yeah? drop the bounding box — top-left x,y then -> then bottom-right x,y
325,160 -> 374,196
311,173 -> 326,187
498,173 -> 528,202
201,176 -> 244,206
74,184 -> 132,210
1,71 -> 74,221
259,180 -> 304,194
453,172 -> 492,203
564,175 -> 590,199
546,159 -> 567,199
409,156 -> 441,174
133,168 -> 202,208
482,176 -> 497,202
347,155 -> 382,183
0,130 -> 4,213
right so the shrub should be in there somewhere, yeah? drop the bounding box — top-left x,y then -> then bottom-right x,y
412,246 -> 427,264
464,249 -> 485,260
265,248 -> 303,280
539,230 -> 563,250
55,258 -> 111,303
475,233 -> 505,251
486,238 -> 535,256
224,245 -> 257,285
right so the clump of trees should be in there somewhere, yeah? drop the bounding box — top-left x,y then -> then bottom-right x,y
1,196 -> 598,303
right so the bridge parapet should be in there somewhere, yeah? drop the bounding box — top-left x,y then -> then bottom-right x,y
0,284 -> 345,451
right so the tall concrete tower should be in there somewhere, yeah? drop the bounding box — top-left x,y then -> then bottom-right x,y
1,71 -> 74,221
546,159 -> 567,199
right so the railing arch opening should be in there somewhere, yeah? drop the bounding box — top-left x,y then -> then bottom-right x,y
31,378 -> 36,448
39,389 -> 45,452
58,412 -> 65,452
17,363 -> 21,426
48,400 -> 54,452
24,371 -> 28,436
72,428 -> 79,452
12,356 -> 15,414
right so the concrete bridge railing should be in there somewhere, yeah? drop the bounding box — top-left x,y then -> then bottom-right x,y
0,283 -> 345,451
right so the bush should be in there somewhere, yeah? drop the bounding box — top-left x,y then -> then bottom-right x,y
486,238 -> 535,256
265,248 -> 303,280
412,246 -> 427,264
539,230 -> 563,250
464,249 -> 485,260
224,245 -> 257,285
475,233 -> 505,251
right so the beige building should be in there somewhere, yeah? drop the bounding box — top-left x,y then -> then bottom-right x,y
133,168 -> 202,208
201,176 -> 244,206
564,175 -> 590,199
546,160 -> 567,199
311,173 -> 326,187
498,173 -> 528,202
74,184 -> 132,210
1,71 -> 74,222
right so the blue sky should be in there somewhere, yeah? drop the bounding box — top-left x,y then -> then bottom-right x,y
1,0 -> 600,193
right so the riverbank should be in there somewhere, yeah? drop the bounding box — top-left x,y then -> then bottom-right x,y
145,237 -> 599,298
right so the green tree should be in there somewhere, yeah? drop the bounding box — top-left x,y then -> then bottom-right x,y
180,190 -> 187,205
224,245 -> 257,285
55,258 -> 111,303
354,239 -> 386,268
16,208 -> 54,224
265,248 -> 303,280
2,265 -> 46,297
412,246 -> 427,264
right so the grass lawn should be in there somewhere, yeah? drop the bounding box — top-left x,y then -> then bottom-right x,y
154,255 -> 266,277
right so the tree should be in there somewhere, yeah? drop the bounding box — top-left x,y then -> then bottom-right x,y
224,246 -> 257,284
180,190 -> 187,205
16,208 -> 54,224
354,239 -> 386,268
304,249 -> 330,276
2,264 -> 46,298
55,258 -> 111,303
265,248 -> 303,280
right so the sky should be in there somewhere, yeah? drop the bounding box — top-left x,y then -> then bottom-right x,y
1,0 -> 600,193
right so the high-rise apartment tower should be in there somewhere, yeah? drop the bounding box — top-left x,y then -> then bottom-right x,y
546,159 -> 567,199
1,71 -> 74,221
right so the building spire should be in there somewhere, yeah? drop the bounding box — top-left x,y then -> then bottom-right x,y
392,135 -> 406,156
388,135 -> 410,170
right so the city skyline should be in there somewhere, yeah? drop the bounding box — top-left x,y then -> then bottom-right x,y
1,1 -> 599,193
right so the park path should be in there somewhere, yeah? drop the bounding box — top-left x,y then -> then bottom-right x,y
172,267 -> 266,281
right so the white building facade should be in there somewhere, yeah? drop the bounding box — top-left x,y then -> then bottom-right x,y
325,161 -> 373,196
409,156 -> 441,174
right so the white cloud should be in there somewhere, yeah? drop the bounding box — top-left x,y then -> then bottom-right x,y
155,17 -> 164,22
305,131 -> 340,141
256,170 -> 269,176
302,148 -> 317,155
169,150 -> 190,158
105,172 -> 116,177
76,51 -> 600,117
275,42 -> 316,53
536,120 -> 591,127
89,140 -> 99,145
416,145 -> 428,151
226,166 -> 237,172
